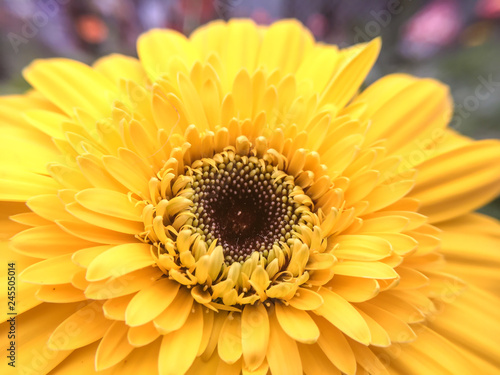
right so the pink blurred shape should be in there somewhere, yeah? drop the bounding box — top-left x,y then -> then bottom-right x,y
476,0 -> 500,18
402,0 -> 462,58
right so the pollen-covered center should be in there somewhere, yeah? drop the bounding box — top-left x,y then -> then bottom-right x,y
187,154 -> 302,263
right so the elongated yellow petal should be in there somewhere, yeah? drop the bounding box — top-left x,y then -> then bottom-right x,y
298,342 -> 342,375
334,235 -> 392,261
313,315 -> 357,374
218,313 -> 242,364
275,304 -> 319,344
320,38 -> 381,109
85,267 -> 162,300
96,321 -> 134,370
20,253 -> 81,285
287,287 -> 324,310
75,188 -> 143,221
138,29 -> 198,81
93,53 -> 145,85
333,260 -> 399,280
11,225 -> 96,258
127,322 -> 160,347
86,243 -> 155,281
36,283 -> 87,303
125,278 -> 179,326
0,168 -> 59,201
258,20 -> 314,76
266,312 -> 302,375
154,287 -> 194,334
410,140 -> 500,223
315,288 -> 371,345
159,304 -> 203,375
329,275 -> 380,302
47,301 -> 111,350
241,303 -> 269,371
23,59 -> 116,118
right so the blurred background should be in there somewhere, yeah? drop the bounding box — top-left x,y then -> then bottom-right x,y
1,0 -> 499,218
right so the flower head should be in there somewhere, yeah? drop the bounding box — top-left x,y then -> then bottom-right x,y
1,19 -> 500,374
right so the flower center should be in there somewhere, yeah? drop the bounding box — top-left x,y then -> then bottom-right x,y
187,154 -> 303,263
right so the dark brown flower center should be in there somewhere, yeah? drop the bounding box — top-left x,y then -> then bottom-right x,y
188,155 -> 302,263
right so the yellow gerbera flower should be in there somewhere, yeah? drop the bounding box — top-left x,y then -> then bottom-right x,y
1,19 -> 500,375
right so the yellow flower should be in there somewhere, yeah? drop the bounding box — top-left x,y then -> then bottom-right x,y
1,19 -> 500,375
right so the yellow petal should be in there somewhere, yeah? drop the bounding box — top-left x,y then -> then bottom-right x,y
159,304 -> 204,375
65,202 -> 143,235
27,194 -> 75,222
241,303 -> 269,371
258,20 -> 314,76
24,108 -> 67,139
333,260 -> 399,279
48,342 -> 112,375
410,140 -> 500,223
329,275 -> 380,302
363,78 -> 450,153
111,339 -> 162,374
75,188 -> 143,221
348,339 -> 389,375
201,311 -> 228,360
86,243 -> 155,281
363,180 -> 415,215
359,303 -> 416,343
154,287 -> 194,334
380,325 -> 485,374
320,38 -> 381,109
20,253 -> 81,285
103,294 -> 135,320
138,29 -> 198,81
220,20 -> 260,85
2,303 -> 79,374
298,342 -> 342,375
353,306 -> 390,348
72,245 -> 113,268
36,283 -> 87,303
95,321 -> 134,370
93,53 -> 145,85
85,267 -> 162,300
0,130 -> 58,174
218,313 -> 242,364
127,322 -> 160,347
394,267 -> 429,290
77,155 -> 129,192
438,213 -> 500,293
102,152 -> 151,198
125,278 -> 179,326
266,312 -> 303,375
48,301 -> 112,350
333,235 -> 392,261
429,286 -> 500,368
11,225 -> 96,258
275,304 -> 319,344
315,288 -> 371,345
313,315 -> 357,375
287,287 -> 324,310
296,45 -> 340,94
23,58 -> 116,118
0,168 -> 59,201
